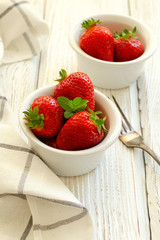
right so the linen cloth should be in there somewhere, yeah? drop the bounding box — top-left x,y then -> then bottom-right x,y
0,0 -> 49,63
0,95 -> 95,239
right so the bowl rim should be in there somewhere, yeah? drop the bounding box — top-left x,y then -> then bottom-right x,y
69,13 -> 157,66
19,84 -> 121,156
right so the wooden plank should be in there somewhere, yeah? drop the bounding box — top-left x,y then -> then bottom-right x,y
129,0 -> 160,239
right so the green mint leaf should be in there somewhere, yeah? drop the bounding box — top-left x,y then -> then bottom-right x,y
57,96 -> 73,111
64,111 -> 74,119
72,97 -> 82,106
73,99 -> 88,111
68,100 -> 74,109
58,96 -> 89,119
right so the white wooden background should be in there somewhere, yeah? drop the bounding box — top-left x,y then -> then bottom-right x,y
1,0 -> 160,239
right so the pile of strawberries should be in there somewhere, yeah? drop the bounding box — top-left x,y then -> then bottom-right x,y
80,18 -> 144,62
23,70 -> 106,151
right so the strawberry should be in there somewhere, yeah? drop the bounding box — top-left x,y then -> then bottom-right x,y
56,108 -> 106,151
41,137 -> 57,148
80,18 -> 114,61
23,96 -> 64,138
113,27 -> 144,62
54,69 -> 95,111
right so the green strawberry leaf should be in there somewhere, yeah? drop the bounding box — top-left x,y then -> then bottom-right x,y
23,110 -> 29,115
57,96 -> 89,119
25,122 -> 36,128
113,26 -> 138,40
88,107 -> 106,134
95,111 -> 102,115
23,106 -> 44,129
123,29 -> 129,35
33,105 -> 39,115
81,18 -> 101,30
114,32 -> 119,39
55,69 -> 68,82
97,125 -> 101,134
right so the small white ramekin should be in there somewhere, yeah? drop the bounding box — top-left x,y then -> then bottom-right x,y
69,14 -> 157,89
19,84 -> 121,176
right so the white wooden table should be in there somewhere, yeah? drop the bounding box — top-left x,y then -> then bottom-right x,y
1,0 -> 160,239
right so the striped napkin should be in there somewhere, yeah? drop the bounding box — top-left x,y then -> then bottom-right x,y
0,0 -> 49,63
0,95 -> 95,239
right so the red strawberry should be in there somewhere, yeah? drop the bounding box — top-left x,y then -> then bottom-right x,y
80,18 -> 114,61
23,96 -> 64,138
41,137 -> 57,148
56,108 -> 106,151
113,27 -> 144,62
54,69 -> 95,111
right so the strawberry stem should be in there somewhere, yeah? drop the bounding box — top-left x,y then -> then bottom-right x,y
113,26 -> 138,40
23,106 -> 44,129
55,69 -> 68,82
88,108 -> 106,134
81,18 -> 101,30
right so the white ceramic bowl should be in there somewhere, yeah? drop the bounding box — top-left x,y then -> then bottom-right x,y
19,84 -> 121,176
69,14 -> 157,89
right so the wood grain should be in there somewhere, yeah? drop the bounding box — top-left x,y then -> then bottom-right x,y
1,0 -> 160,239
129,0 -> 160,238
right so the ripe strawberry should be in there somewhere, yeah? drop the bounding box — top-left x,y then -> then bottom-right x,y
113,27 -> 144,62
23,96 -> 64,138
56,108 -> 106,151
80,18 -> 114,61
41,137 -> 57,148
54,69 -> 95,111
